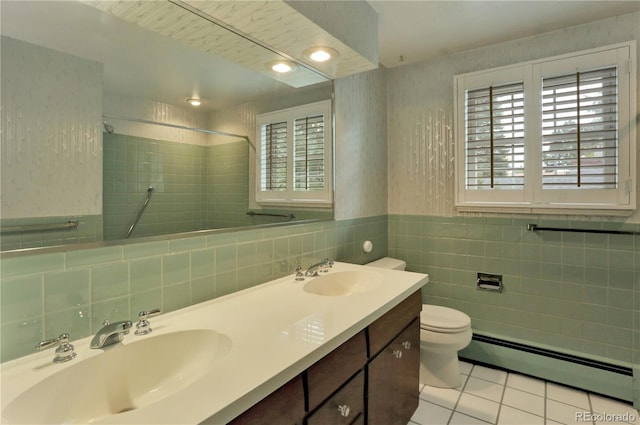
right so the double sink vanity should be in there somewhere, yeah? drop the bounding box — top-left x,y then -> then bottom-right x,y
1,262 -> 428,424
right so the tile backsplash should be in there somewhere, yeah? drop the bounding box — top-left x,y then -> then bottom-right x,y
0,216 -> 387,362
0,215 -> 103,251
389,214 -> 639,367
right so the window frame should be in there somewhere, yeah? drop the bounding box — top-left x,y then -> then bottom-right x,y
454,42 -> 636,214
255,100 -> 333,207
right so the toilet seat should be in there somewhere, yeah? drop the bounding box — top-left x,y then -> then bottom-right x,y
420,305 -> 471,333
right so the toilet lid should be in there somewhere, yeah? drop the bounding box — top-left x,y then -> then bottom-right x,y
420,305 -> 471,333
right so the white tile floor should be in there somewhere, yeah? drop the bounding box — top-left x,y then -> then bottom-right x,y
409,361 -> 640,425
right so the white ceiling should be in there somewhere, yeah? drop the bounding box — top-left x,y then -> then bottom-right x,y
369,0 -> 640,68
3,1 -> 639,111
0,1 -> 315,111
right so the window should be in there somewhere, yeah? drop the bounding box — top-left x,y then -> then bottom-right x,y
466,81 -> 525,191
256,100 -> 332,206
455,42 -> 636,213
541,67 -> 618,190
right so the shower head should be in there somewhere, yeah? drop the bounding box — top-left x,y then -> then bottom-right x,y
103,121 -> 114,134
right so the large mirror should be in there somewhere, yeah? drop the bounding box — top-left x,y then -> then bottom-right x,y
0,0 -> 333,253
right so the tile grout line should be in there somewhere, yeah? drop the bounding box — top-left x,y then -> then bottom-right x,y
494,373 -> 508,424
502,376 -> 548,422
447,365 -> 473,425
587,393 -> 595,425
415,364 -> 640,425
544,381 -> 548,425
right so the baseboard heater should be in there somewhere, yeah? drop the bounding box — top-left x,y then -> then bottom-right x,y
469,333 -> 632,377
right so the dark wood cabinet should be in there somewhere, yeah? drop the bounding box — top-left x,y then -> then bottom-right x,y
307,371 -> 365,425
368,290 -> 422,358
227,375 -> 305,425
306,331 -> 367,411
367,319 -> 420,425
228,290 -> 422,425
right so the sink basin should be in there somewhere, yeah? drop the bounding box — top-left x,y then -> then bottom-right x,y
3,329 -> 232,424
303,270 -> 383,296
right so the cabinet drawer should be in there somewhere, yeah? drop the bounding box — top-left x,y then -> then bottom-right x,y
306,330 -> 367,411
368,319 -> 420,425
228,375 -> 304,425
368,290 -> 422,357
306,371 -> 364,425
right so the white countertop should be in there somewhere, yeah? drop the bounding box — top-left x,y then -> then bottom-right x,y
1,262 -> 428,424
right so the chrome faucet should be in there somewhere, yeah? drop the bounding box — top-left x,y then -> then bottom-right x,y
135,308 -> 161,336
305,258 -> 334,277
90,320 -> 132,349
36,333 -> 76,363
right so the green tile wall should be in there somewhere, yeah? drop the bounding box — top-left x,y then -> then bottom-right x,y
0,215 -> 103,251
103,133 -> 208,240
388,215 -> 639,369
207,142 -> 250,229
103,135 -> 332,240
0,215 -> 387,362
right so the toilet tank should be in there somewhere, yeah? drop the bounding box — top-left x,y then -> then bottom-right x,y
366,257 -> 406,271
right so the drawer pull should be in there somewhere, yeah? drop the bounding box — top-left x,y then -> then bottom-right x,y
401,341 -> 411,350
337,404 -> 351,417
393,349 -> 403,359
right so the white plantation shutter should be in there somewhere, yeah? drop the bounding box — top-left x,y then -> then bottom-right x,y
256,100 -> 332,206
541,67 -> 618,189
465,82 -> 525,190
455,42 -> 635,212
294,114 -> 325,191
260,121 -> 288,191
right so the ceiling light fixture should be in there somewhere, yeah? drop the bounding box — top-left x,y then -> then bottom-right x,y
304,47 -> 338,63
186,98 -> 201,106
270,60 -> 297,73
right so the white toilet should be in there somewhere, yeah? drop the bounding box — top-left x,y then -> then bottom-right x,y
366,257 -> 472,388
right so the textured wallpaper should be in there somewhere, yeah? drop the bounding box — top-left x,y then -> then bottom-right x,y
386,12 -> 640,222
103,93 -> 210,146
1,37 -> 103,218
334,67 -> 388,220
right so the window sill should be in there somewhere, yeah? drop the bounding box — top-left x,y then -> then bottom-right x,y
257,201 -> 333,210
456,204 -> 635,217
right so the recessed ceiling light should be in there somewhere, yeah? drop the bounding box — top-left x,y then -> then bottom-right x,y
304,47 -> 338,63
270,60 -> 297,73
186,98 -> 202,106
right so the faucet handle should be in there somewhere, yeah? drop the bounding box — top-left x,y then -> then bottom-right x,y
36,333 -> 77,363
294,266 -> 305,281
135,308 -> 161,336
321,258 -> 334,273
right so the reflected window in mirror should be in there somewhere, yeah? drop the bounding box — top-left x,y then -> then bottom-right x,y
0,1 -> 335,253
256,100 -> 333,208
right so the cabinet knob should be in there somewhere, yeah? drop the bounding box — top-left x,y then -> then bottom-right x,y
393,349 -> 403,359
337,404 -> 350,417
401,340 -> 412,350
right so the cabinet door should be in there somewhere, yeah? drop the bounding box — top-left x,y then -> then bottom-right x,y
306,331 -> 367,411
367,319 -> 420,425
307,371 -> 365,425
228,375 -> 305,425
368,290 -> 422,357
